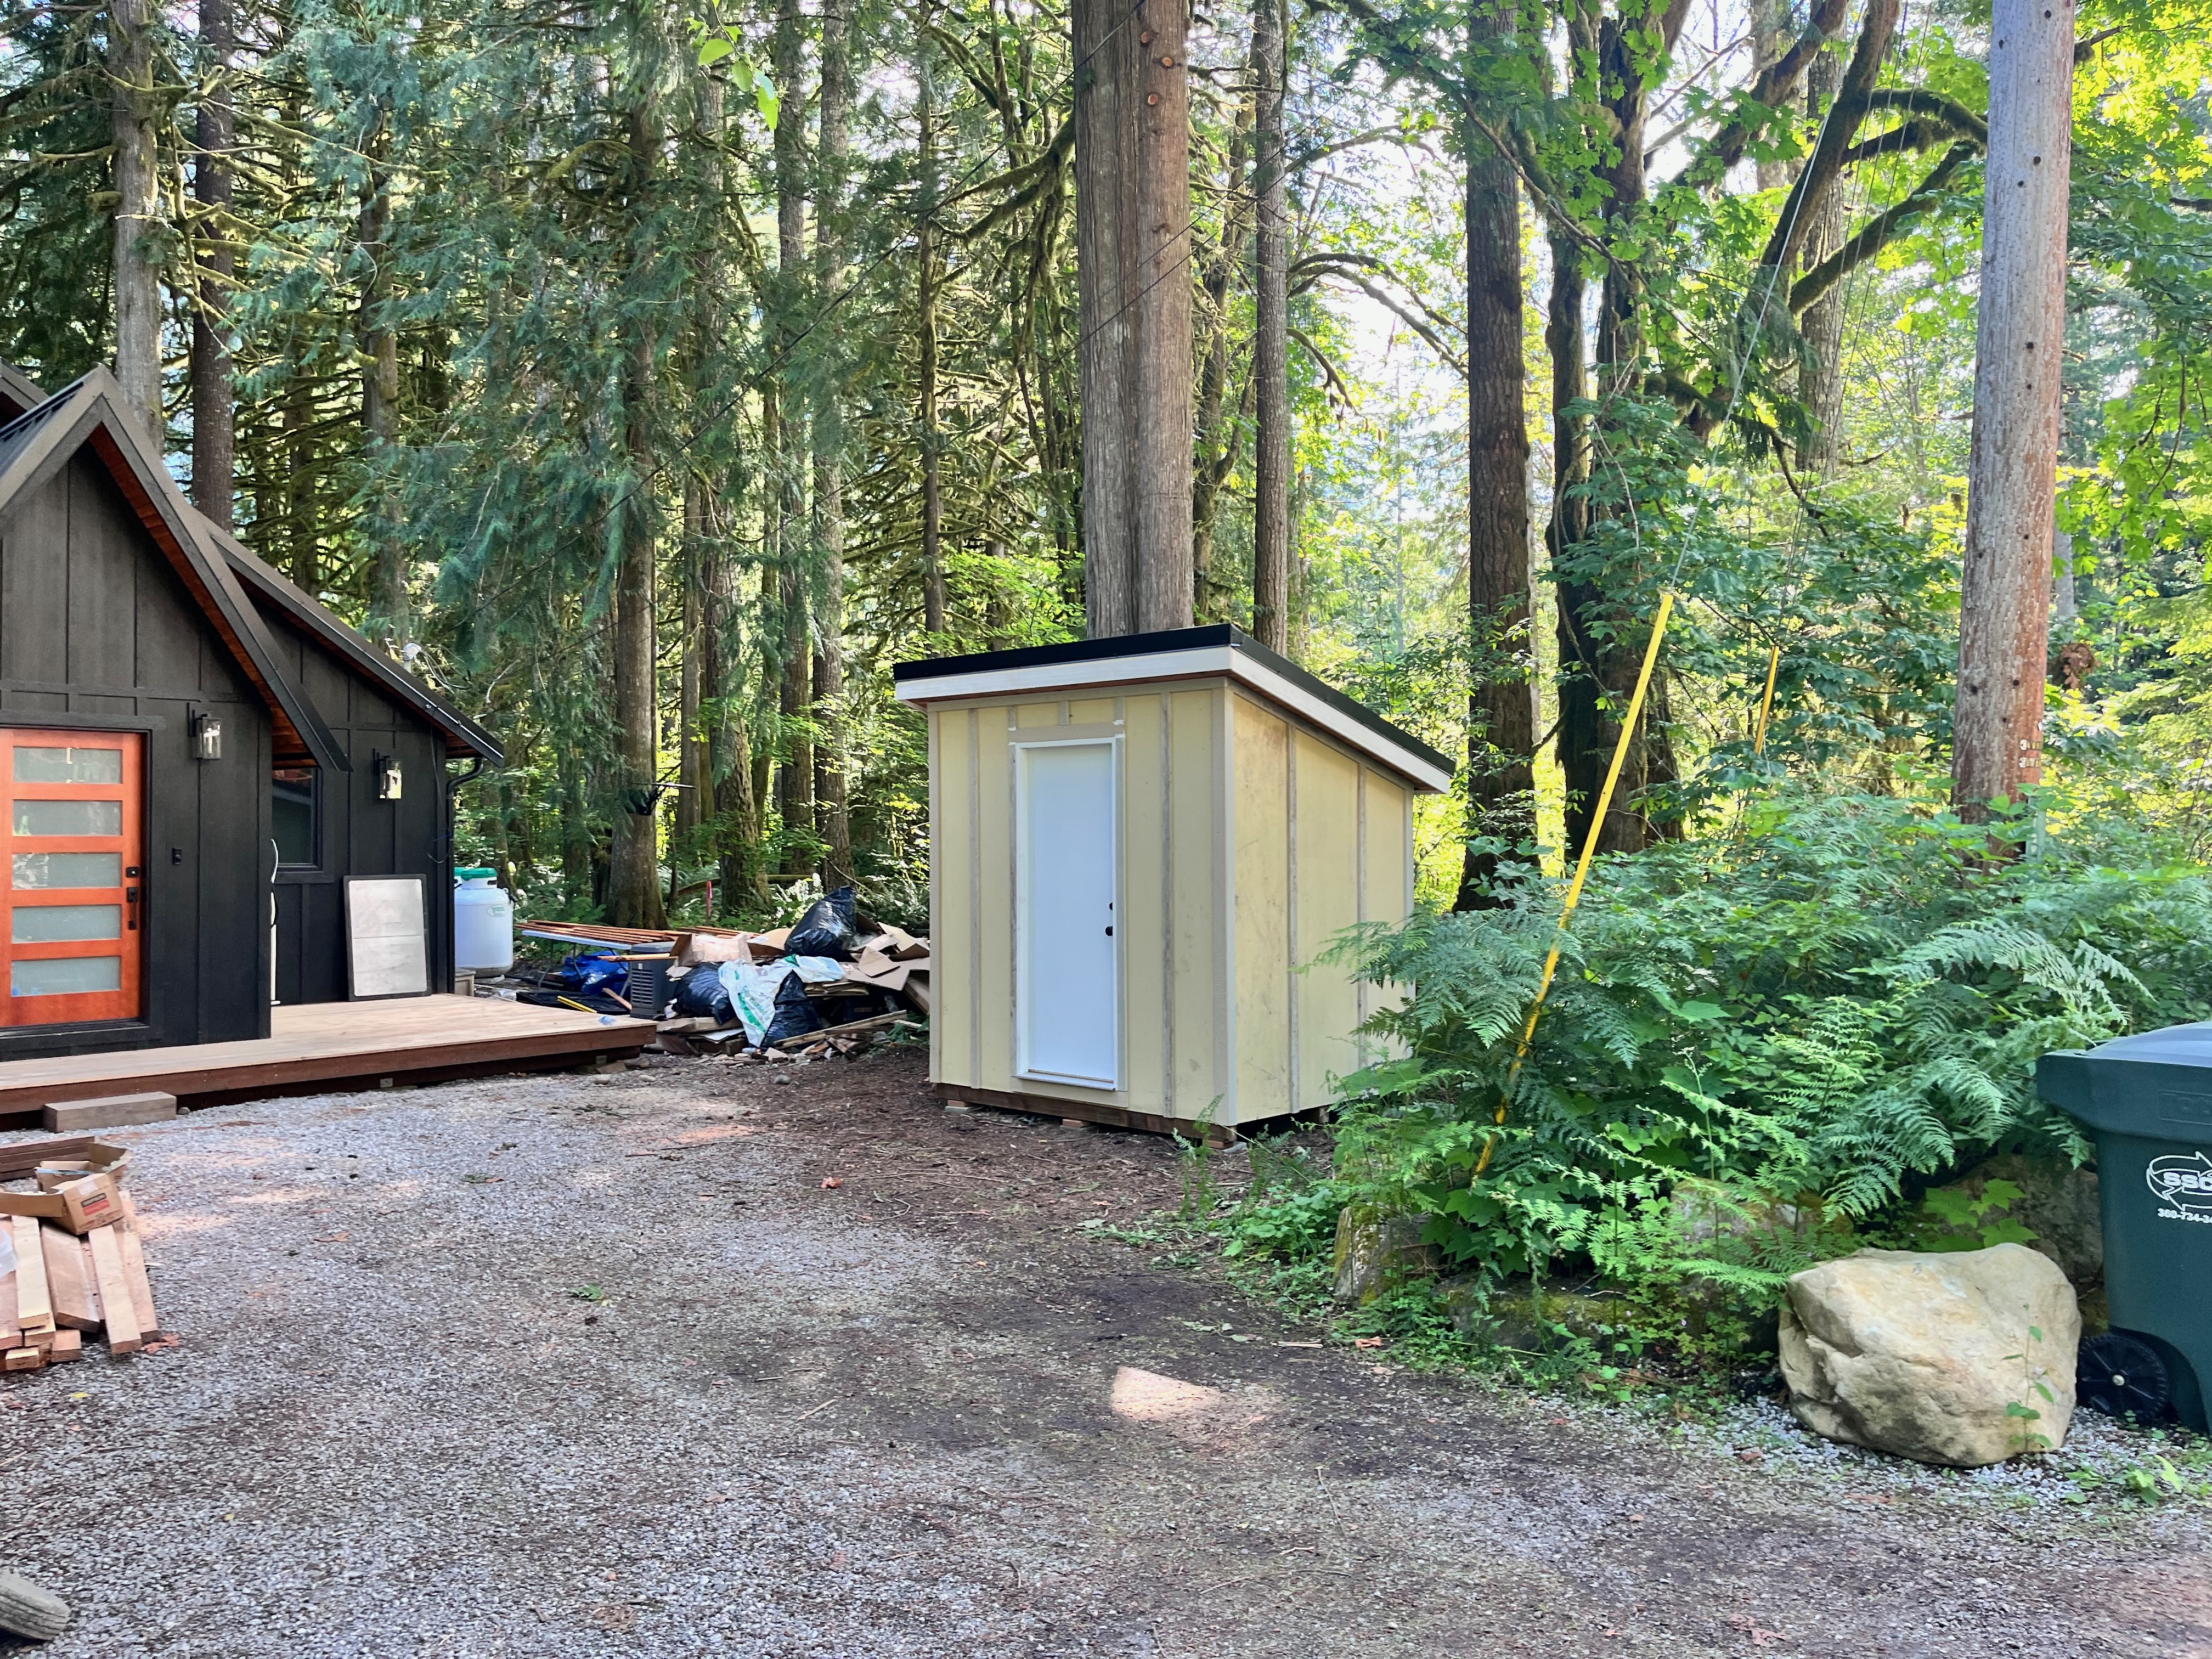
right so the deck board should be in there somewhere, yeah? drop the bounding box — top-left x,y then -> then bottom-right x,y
0,996 -> 653,1116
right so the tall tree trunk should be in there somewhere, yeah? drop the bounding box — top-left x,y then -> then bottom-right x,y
1455,86 -> 1534,908
1797,48 -> 1848,477
1555,0 -> 1693,856
284,375 -> 315,588
358,112 -> 409,650
772,0 -> 812,860
1953,0 -> 2072,821
814,0 -> 854,888
1750,0 -> 1790,193
607,103 -> 667,930
1250,0 -> 1290,653
675,477 -> 706,843
110,0 -> 163,439
918,19 -> 947,635
1073,0 -> 1194,637
190,0 -> 235,527
708,496 -> 768,910
558,741 -> 591,900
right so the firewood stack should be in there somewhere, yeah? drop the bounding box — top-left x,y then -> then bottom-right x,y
0,1137 -> 161,1370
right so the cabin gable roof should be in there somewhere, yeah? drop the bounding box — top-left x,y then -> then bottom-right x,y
0,359 -> 502,770
0,369 -> 346,772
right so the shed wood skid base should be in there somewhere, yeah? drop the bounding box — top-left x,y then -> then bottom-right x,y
935,1082 -> 1310,1144
0,996 -> 651,1122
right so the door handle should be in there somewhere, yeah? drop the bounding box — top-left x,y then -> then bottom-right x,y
1104,926 -> 1113,936
125,886 -> 140,930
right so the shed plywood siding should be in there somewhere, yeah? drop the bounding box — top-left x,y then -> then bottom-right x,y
1167,687 -> 1224,1120
1358,768 -> 1414,1056
1231,696 -> 1291,1124
930,706 -> 976,1087
1291,730 -> 1363,1108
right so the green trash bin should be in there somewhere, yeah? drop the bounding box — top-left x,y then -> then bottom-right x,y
2039,1024 -> 2212,1430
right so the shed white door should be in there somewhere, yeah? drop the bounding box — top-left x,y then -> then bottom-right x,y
1015,738 -> 1119,1088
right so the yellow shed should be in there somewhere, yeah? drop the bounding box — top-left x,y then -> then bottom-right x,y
893,625 -> 1453,1135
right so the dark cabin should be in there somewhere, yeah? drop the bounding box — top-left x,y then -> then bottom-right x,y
0,365 -> 500,1059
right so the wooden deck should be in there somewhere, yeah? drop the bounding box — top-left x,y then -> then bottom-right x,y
0,996 -> 654,1121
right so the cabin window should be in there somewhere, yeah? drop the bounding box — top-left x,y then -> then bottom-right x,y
273,767 -> 319,867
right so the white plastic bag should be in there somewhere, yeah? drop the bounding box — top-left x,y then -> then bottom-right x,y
715,961 -> 794,1046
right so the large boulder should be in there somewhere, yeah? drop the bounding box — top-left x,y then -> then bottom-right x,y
1778,1244 -> 2079,1468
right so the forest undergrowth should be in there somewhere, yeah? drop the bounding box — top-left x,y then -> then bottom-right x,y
1099,781 -> 2212,1500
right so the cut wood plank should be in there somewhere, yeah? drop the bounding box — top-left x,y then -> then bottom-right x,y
9,1216 -> 51,1336
770,1013 -> 919,1051
0,1264 -> 17,1349
42,1090 -> 176,1132
2,1347 -> 41,1372
47,1328 -> 81,1362
116,1195 -> 158,1337
86,1224 -> 140,1353
40,1224 -> 99,1331
901,976 -> 933,1016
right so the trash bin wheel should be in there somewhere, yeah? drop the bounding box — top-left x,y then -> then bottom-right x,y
2078,1330 -> 2174,1422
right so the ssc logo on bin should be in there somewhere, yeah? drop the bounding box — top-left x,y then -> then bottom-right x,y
2147,1151 -> 2212,1223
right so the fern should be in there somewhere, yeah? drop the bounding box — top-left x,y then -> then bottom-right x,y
1304,787 -> 2212,1297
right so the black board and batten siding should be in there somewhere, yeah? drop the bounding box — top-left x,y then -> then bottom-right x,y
257,611 -> 454,1006
0,452 -> 272,1058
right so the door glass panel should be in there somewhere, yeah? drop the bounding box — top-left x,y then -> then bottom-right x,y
10,956 -> 121,997
13,747 -> 122,785
11,905 -> 121,943
12,852 -> 121,889
12,799 -> 122,837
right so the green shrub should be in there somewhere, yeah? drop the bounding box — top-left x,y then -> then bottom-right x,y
1304,789 -> 2212,1329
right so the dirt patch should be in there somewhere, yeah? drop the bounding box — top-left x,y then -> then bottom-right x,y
0,1044 -> 2199,1657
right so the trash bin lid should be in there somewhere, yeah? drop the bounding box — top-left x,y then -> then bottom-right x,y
2039,1022 -> 2212,1141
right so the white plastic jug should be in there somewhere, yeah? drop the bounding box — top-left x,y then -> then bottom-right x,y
453,868 -> 514,973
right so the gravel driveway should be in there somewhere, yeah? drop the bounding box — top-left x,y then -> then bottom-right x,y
1,1045 -> 2204,1657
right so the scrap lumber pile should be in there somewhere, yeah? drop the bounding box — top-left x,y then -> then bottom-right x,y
511,916 -> 932,1058
0,1137 -> 161,1371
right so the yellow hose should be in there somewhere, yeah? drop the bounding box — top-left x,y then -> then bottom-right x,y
1475,590 -> 1675,1175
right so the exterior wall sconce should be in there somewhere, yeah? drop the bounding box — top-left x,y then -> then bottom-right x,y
373,751 -> 403,801
191,712 -> 223,761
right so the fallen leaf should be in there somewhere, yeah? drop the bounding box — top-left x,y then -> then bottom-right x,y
821,1177 -> 844,1189
1352,1336 -> 1385,1350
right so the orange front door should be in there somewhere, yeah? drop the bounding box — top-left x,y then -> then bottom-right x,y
1,730 -> 143,1026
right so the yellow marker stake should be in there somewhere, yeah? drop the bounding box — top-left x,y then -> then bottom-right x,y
1476,589 -> 1676,1175
1752,644 -> 1781,758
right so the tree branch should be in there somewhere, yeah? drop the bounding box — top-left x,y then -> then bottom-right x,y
1788,139 -> 1978,314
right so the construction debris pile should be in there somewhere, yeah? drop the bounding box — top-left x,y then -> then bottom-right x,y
0,1137 -> 162,1371
510,887 -> 930,1063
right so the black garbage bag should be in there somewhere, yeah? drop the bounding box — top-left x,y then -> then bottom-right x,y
672,963 -> 735,1022
760,971 -> 827,1047
785,884 -> 860,960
